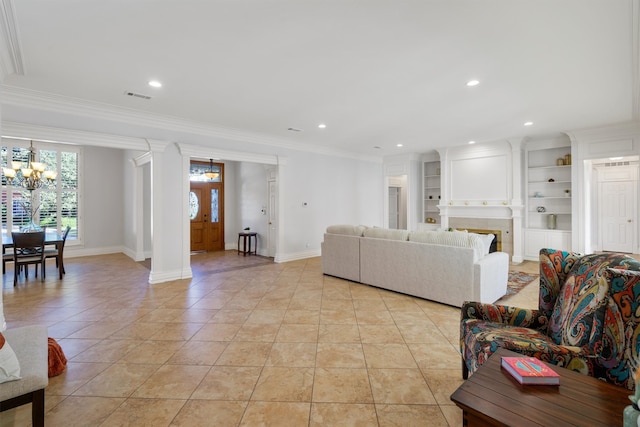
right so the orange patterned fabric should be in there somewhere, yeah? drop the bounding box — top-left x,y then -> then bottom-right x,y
48,337 -> 67,377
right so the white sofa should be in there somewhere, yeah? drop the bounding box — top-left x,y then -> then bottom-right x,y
321,225 -> 509,307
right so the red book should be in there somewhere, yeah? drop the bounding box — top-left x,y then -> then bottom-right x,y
501,356 -> 560,385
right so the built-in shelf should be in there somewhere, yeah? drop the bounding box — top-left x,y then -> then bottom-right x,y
422,160 -> 441,225
524,138 -> 572,259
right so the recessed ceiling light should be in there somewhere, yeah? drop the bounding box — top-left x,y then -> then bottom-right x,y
524,121 -> 533,126
373,146 -> 381,149
396,144 -> 403,148
610,156 -> 624,161
468,141 -> 476,144
466,80 -> 480,87
148,80 -> 162,88
318,123 -> 326,129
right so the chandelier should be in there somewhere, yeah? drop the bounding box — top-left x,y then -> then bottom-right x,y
204,159 -> 219,180
2,140 -> 57,191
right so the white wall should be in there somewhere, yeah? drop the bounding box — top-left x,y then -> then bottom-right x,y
80,146 -> 125,251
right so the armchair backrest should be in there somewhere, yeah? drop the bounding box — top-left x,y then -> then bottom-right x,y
540,248 -> 640,389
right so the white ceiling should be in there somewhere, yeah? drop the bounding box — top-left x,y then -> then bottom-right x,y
0,0 -> 637,156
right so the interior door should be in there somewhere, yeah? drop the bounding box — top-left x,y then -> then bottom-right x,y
268,179 -> 277,257
190,180 -> 225,252
601,180 -> 636,252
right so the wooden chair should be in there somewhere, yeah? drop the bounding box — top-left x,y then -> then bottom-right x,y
44,226 -> 71,279
11,231 -> 46,286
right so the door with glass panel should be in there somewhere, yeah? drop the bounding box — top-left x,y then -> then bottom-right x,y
189,161 -> 224,252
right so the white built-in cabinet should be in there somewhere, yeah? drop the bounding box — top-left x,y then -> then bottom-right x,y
422,160 -> 441,228
524,138 -> 572,260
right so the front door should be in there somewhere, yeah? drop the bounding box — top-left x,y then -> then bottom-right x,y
190,162 -> 224,252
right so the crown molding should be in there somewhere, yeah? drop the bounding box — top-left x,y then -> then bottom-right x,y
0,85 -> 382,163
0,0 -> 24,80
176,142 -> 278,165
633,0 -> 640,120
2,121 -> 148,150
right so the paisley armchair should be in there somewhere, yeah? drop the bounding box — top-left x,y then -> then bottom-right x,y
460,248 -> 640,390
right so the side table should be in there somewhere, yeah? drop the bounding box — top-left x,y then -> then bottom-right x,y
238,232 -> 257,256
451,348 -> 629,426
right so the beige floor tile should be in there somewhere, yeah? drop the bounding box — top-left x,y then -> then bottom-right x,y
422,369 -> 466,405
171,400 -> 247,426
320,309 -> 357,324
45,396 -> 125,427
355,309 -> 396,325
240,401 -> 311,426
215,341 -> 273,366
101,398 -> 185,426
119,340 -> 185,364
369,368 -> 437,405
234,323 -> 280,342
312,368 -> 373,403
318,324 -> 361,343
190,323 -> 242,341
251,366 -> 314,402
316,343 -> 366,368
132,364 -> 210,399
166,340 -> 228,365
209,309 -> 251,324
73,363 -> 159,397
375,404 -> 449,427
266,342 -> 317,367
46,361 -> 111,396
362,343 -> 418,369
282,309 -> 320,324
191,366 -> 262,400
275,324 -> 319,342
245,309 -> 286,324
358,324 -> 405,344
310,403 -> 378,426
70,339 -> 141,363
409,342 -> 462,371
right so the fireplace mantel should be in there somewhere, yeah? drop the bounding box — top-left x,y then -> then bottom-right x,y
439,203 -> 523,220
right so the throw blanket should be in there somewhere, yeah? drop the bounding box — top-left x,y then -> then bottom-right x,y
48,337 -> 67,377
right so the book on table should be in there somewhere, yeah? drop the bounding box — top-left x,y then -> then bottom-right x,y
501,356 -> 560,385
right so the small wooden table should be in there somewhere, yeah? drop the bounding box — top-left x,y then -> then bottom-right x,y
450,348 -> 630,426
237,232 -> 257,256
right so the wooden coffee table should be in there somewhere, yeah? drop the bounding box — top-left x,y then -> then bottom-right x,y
451,348 -> 630,426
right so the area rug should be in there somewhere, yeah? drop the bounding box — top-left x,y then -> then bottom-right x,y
505,271 -> 539,296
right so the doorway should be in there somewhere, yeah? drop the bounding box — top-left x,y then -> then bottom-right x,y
594,160 -> 639,254
387,175 -> 407,229
190,161 -> 225,252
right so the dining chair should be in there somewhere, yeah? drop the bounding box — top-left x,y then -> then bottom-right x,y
11,231 -> 46,286
44,226 -> 71,279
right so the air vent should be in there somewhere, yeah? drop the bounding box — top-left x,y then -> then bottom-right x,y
124,91 -> 152,100
287,127 -> 302,132
604,161 -> 630,167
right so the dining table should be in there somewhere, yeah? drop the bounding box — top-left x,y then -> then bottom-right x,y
2,229 -> 64,249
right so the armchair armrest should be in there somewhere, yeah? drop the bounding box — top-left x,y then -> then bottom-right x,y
461,301 -> 546,330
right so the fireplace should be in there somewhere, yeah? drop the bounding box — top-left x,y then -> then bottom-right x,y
448,218 -> 512,256
458,228 -> 502,253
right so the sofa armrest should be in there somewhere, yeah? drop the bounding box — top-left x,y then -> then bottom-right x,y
460,301 -> 545,329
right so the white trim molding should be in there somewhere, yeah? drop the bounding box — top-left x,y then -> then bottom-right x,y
0,0 -> 24,80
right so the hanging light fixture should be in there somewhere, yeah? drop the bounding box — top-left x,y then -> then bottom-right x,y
3,140 -> 57,191
204,159 -> 219,180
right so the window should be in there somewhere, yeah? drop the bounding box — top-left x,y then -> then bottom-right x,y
1,138 -> 80,242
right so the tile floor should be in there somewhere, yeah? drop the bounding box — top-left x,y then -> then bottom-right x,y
0,251 -> 539,426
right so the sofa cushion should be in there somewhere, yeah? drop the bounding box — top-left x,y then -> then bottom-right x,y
363,228 -> 409,241
547,253 -> 633,351
408,231 -> 485,260
326,224 -> 367,237
0,332 -> 21,384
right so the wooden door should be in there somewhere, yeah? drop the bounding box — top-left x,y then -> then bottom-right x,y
190,181 -> 224,252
